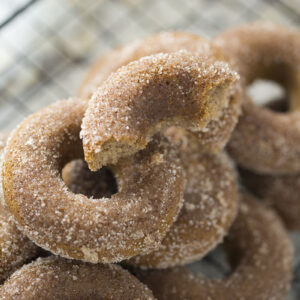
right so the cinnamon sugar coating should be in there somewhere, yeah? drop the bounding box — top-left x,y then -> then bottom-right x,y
164,84 -> 240,154
127,135 -> 238,268
137,193 -> 293,300
0,256 -> 156,299
240,167 -> 300,231
2,98 -> 184,263
215,22 -> 300,174
81,50 -> 239,170
79,32 -> 241,154
0,134 -> 39,283
63,137 -> 238,269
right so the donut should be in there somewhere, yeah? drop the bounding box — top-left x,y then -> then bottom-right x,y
62,132 -> 238,269
0,133 -> 39,283
79,32 -> 241,153
240,167 -> 300,231
215,22 -> 300,174
80,50 -> 239,170
2,98 -> 184,263
238,98 -> 300,231
128,135 -> 238,268
79,32 -> 241,154
136,192 -> 293,300
0,256 -> 155,300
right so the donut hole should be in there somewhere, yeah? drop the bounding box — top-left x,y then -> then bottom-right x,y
62,159 -> 118,199
187,245 -> 231,279
264,98 -> 289,112
246,79 -> 287,112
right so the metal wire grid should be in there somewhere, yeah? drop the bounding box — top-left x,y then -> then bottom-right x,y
0,0 -> 299,130
0,0 -> 300,298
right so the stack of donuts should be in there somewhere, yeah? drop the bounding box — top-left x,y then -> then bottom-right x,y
0,22 -> 297,299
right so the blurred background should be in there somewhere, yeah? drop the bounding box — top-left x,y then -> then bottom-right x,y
0,0 -> 299,298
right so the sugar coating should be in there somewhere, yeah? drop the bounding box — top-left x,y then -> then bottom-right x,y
240,166 -> 300,231
0,133 -> 39,283
215,22 -> 300,174
0,256 -> 155,299
2,98 -> 184,263
80,50 -> 239,170
137,193 -> 293,300
127,136 -> 238,268
62,139 -> 238,269
164,83 -> 241,154
79,32 -> 241,154
62,136 -> 237,269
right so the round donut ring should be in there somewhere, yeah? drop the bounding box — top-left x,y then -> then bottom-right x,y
215,22 -> 300,174
81,50 -> 239,170
79,32 -> 241,154
0,256 -> 156,300
240,167 -> 300,231
62,133 -> 238,268
2,98 -> 184,263
0,133 -> 39,283
136,192 -> 293,300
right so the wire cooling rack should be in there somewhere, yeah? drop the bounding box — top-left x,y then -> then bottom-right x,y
0,0 -> 300,299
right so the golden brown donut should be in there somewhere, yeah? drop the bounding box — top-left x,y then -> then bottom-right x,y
240,167 -> 300,231
136,192 -> 293,300
0,133 -> 39,283
0,256 -> 156,300
81,32 -> 242,155
215,22 -> 300,174
79,32 -> 241,153
62,134 -> 238,269
81,50 -> 239,170
2,98 -> 184,263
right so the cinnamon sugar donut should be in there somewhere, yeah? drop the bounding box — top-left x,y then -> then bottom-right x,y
62,135 -> 238,269
128,141 -> 238,268
81,50 -> 239,170
0,256 -> 155,300
240,167 -> 300,231
79,32 -> 241,154
0,133 -> 39,283
137,192 -> 293,300
2,98 -> 184,263
215,22 -> 300,174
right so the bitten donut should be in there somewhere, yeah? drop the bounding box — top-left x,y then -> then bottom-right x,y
0,256 -> 155,300
78,32 -> 241,154
137,192 -> 293,300
62,133 -> 238,269
2,98 -> 184,263
0,133 -> 39,283
240,167 -> 300,231
215,22 -> 300,174
81,50 -> 239,170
